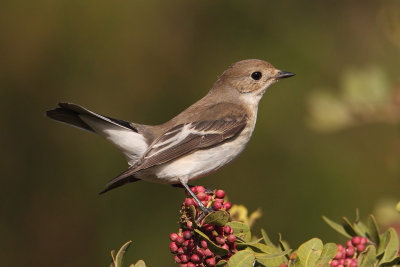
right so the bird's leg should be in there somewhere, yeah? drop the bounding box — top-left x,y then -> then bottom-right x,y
181,182 -> 214,221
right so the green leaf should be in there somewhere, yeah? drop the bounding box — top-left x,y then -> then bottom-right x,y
261,229 -> 274,247
396,202 -> 400,213
316,243 -> 337,266
111,240 -> 132,267
203,211 -> 230,226
254,249 -> 291,267
278,233 -> 290,253
367,215 -> 380,245
357,245 -> 377,267
133,260 -> 146,267
341,216 -> 359,237
322,216 -> 352,239
236,238 -> 265,250
297,238 -> 323,266
226,221 -> 251,242
353,218 -> 369,238
378,228 -> 400,264
228,250 -> 255,267
194,229 -> 229,256
243,243 -> 280,254
215,259 -> 228,266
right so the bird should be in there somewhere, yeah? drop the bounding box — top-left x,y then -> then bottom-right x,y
46,59 -> 295,213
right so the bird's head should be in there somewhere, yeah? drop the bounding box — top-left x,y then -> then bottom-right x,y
213,59 -> 295,104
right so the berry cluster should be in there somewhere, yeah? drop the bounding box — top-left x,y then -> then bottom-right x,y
169,186 -> 235,267
330,236 -> 368,267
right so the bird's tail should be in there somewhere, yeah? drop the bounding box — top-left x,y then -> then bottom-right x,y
99,170 -> 140,195
46,102 -> 138,133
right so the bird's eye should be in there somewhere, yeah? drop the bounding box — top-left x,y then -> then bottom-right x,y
251,71 -> 262,80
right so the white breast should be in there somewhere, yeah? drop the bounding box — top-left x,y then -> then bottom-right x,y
137,118 -> 257,184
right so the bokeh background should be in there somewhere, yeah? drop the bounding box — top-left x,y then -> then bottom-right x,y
1,1 -> 400,266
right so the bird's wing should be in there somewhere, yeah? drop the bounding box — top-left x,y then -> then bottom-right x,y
99,114 -> 247,194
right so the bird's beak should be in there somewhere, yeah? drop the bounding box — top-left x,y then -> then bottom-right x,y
274,70 -> 296,80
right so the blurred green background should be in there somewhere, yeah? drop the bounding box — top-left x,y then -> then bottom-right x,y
1,1 -> 400,266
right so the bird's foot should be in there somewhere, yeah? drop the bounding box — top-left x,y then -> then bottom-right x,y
197,206 -> 214,224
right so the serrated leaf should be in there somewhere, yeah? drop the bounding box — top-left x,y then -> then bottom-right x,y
261,229 -> 274,247
203,211 -> 230,226
367,215 -> 380,245
111,241 -> 132,267
322,216 -> 352,239
342,217 -> 359,237
297,238 -> 323,266
134,260 -> 146,267
228,250 -> 255,267
194,229 -> 229,256
378,228 -> 400,264
215,259 -> 228,266
226,221 -> 251,242
316,243 -> 337,266
357,245 -> 377,267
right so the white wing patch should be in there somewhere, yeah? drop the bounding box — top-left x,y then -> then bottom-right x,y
80,115 -> 148,165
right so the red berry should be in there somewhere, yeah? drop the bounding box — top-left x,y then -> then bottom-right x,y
221,243 -> 230,250
215,190 -> 225,199
224,202 -> 232,210
170,242 -> 179,253
330,259 -> 338,267
191,187 -> 197,194
227,234 -> 236,243
170,233 -> 179,241
174,255 -> 181,263
201,200 -> 208,207
213,201 -> 223,210
346,240 -> 353,247
346,246 -> 355,257
204,248 -> 214,258
203,224 -> 214,232
197,192 -> 207,200
176,236 -> 185,245
215,235 -> 226,245
180,254 -> 189,263
186,221 -> 193,230
177,247 -> 184,255
185,198 -> 195,207
196,248 -> 205,258
360,237 -> 367,245
349,259 -> 357,267
224,225 -> 233,235
334,251 -> 343,260
338,258 -> 345,265
205,257 -> 216,266
280,264 -> 288,267
351,236 -> 361,245
191,254 -> 201,263
196,186 -> 206,193
201,240 -> 208,248
183,230 -> 192,240
187,262 -> 195,267
214,198 -> 224,203
356,244 -> 366,252
180,264 -> 188,267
